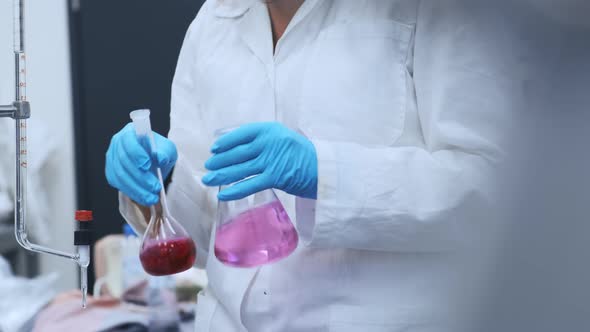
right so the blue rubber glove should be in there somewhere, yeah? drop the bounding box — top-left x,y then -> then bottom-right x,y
202,122 -> 318,201
105,123 -> 177,206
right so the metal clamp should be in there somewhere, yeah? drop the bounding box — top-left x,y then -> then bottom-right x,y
0,101 -> 30,119
12,101 -> 30,119
0,104 -> 16,118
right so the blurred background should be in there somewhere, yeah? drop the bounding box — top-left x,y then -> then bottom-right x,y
0,0 -> 204,290
0,0 -> 589,331
0,1 -> 205,331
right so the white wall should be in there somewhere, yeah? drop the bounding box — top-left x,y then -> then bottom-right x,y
0,1 -> 77,292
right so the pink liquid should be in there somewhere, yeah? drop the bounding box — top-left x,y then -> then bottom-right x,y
140,237 -> 196,276
215,201 -> 298,267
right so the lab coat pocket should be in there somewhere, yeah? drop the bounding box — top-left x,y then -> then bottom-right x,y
299,20 -> 414,146
329,304 -> 439,332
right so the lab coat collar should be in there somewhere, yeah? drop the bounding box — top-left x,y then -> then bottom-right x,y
236,2 -> 274,65
213,0 -> 256,18
213,0 -> 321,20
282,0 -> 322,36
234,0 -> 323,65
274,0 -> 323,61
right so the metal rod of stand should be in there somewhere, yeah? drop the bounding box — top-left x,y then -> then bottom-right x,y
0,105 -> 16,117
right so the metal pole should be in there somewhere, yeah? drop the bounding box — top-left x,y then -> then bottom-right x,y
0,104 -> 16,117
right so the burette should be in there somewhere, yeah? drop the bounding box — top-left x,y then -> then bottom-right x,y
0,0 -> 92,308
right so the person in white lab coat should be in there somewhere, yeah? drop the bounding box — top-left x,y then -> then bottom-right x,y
106,0 -> 512,330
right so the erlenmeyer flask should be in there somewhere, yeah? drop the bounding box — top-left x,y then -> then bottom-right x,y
130,109 -> 196,276
139,203 -> 196,276
213,129 -> 298,268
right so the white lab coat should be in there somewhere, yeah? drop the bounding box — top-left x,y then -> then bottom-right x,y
121,0 -> 514,331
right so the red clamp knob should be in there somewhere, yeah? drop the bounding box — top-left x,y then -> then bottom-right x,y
75,210 -> 93,222
75,210 -> 93,246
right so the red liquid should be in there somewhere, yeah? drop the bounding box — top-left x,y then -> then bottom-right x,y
139,237 -> 196,276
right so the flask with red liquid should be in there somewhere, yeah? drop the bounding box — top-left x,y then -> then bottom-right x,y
130,109 -> 196,276
213,128 -> 299,268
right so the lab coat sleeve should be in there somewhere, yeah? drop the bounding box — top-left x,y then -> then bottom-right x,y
296,5 -> 512,253
166,2 -> 220,269
297,139 -> 501,252
119,193 -> 149,236
120,2 -> 218,268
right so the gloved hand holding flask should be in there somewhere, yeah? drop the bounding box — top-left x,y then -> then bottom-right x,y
105,123 -> 177,206
202,122 -> 318,201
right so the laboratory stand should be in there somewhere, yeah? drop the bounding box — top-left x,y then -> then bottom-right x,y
0,0 -> 91,307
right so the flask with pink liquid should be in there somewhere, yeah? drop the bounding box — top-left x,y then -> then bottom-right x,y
213,128 -> 298,268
